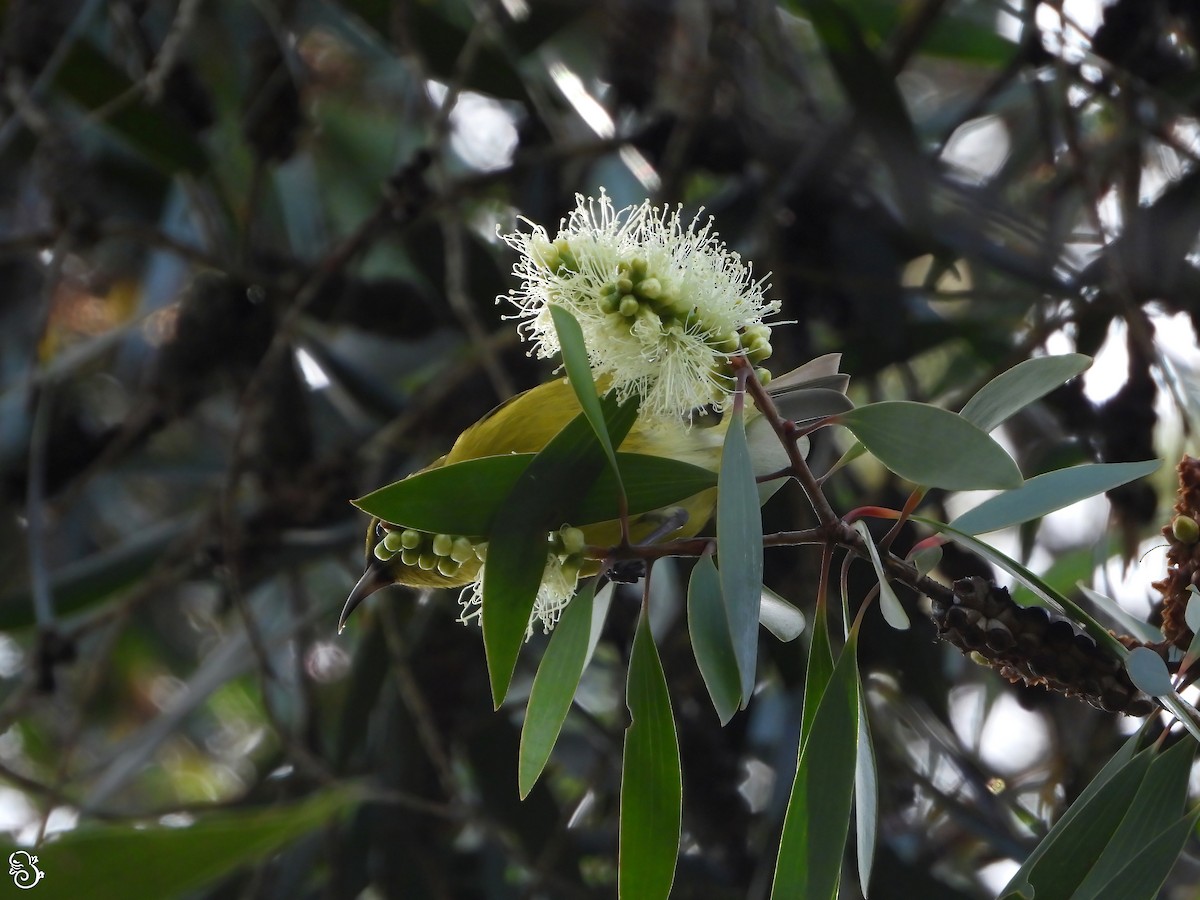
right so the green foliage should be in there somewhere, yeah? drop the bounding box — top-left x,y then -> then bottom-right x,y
619,607 -> 682,900
687,554 -> 742,723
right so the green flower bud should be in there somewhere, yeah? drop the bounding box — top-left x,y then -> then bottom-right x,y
530,238 -> 559,271
747,339 -> 772,363
400,529 -> 422,550
400,548 -> 420,566
432,533 -> 454,557
374,541 -> 396,561
630,257 -> 648,275
417,552 -> 437,571
638,277 -> 662,299
474,542 -> 488,561
619,295 -> 640,318
1173,515 -> 1200,544
559,526 -> 586,555
436,558 -> 460,577
382,530 -> 405,553
617,277 -> 634,295
713,332 -> 740,354
756,367 -> 772,386
450,537 -> 476,564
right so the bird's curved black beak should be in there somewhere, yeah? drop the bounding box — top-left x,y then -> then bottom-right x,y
338,560 -> 393,633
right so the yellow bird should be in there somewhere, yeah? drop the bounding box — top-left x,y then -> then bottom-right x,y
340,354 -> 849,628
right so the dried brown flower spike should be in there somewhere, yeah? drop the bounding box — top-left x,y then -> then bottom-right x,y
932,577 -> 1156,717
1152,455 -> 1200,649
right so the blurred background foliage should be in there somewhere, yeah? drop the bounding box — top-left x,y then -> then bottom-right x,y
2,0 -> 1200,897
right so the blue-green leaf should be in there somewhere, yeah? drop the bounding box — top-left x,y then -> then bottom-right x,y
948,460 -> 1161,535
1091,811 -> 1200,900
1001,746 -> 1155,898
853,520 -> 909,630
619,607 -> 682,900
717,404 -> 764,704
760,587 -> 807,642
519,581 -> 596,798
802,600 -> 836,745
688,555 -> 742,724
1073,738 -> 1194,896
854,688 -> 878,898
839,402 -> 1022,490
1125,647 -> 1173,697
772,627 -> 860,900
959,354 -> 1091,432
550,304 -> 625,498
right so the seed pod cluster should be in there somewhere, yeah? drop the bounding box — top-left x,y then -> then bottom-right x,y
932,577 -> 1156,717
1151,455 -> 1200,649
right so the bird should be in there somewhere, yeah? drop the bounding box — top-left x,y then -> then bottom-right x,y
339,353 -> 850,629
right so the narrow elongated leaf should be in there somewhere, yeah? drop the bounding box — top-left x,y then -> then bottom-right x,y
23,789 -> 357,900
1001,746 -> 1155,898
854,689 -> 878,898
484,396 -> 637,707
1125,647 -> 1173,697
948,460 -> 1160,535
551,305 -> 625,498
584,582 -> 614,670
802,600 -> 836,745
1077,584 -> 1164,645
760,587 -> 806,642
1002,729 -> 1146,898
717,404 -> 764,704
619,608 -> 682,900
519,581 -> 596,798
772,628 -> 861,900
688,555 -> 742,724
959,354 -> 1091,432
838,402 -> 1022,490
1092,810 -> 1200,900
1073,739 -> 1194,896
771,387 -> 855,422
355,451 -> 715,536
853,521 -> 909,630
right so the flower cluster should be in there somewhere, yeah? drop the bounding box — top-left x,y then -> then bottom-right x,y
499,191 -> 779,421
457,526 -> 587,637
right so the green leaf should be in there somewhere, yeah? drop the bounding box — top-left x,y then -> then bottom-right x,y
717,404 -> 765,704
354,451 -> 716,535
802,600 -> 837,745
908,544 -> 942,577
948,461 -> 1161,535
619,606 -> 682,900
853,520 -> 909,630
959,354 -> 1092,432
54,40 -> 208,173
1073,738 -> 1194,896
1091,810 -> 1200,900
519,581 -> 596,798
1001,746 -> 1155,898
760,587 -> 807,642
854,688 -> 878,898
1125,647 -> 1174,697
550,305 -> 625,499
771,627 -> 861,900
771,387 -> 856,422
484,395 -> 638,707
838,402 -> 1022,490
688,555 -> 742,724
1076,583 -> 1164,645
17,789 -> 357,900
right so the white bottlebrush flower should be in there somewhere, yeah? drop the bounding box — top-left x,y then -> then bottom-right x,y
499,191 -> 780,420
458,551 -> 583,638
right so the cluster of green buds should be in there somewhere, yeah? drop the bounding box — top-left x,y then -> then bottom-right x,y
374,527 -> 485,579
